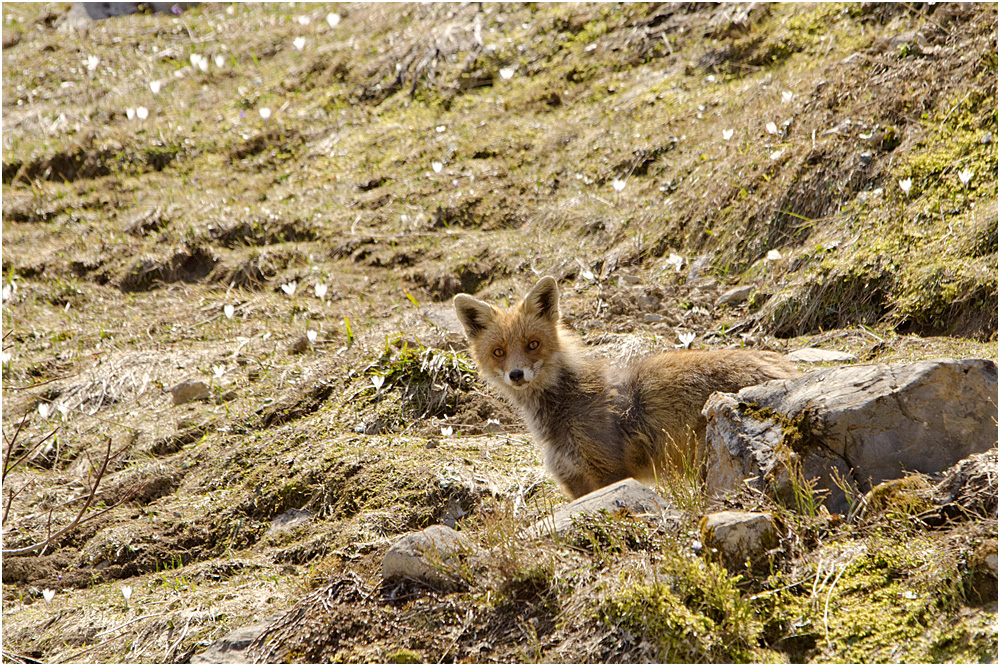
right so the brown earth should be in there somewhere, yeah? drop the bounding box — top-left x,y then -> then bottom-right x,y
2,3 -> 997,663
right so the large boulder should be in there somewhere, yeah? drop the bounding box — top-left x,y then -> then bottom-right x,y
526,478 -> 681,538
703,358 -> 998,513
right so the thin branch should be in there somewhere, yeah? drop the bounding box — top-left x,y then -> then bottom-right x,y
2,481 -> 32,525
3,426 -> 60,482
2,437 -> 130,556
2,411 -> 30,457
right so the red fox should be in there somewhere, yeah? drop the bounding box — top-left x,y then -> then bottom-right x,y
453,276 -> 798,499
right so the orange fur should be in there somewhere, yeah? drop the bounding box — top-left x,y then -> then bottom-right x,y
454,277 -> 799,499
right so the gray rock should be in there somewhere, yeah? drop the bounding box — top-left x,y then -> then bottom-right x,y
191,615 -> 277,664
703,358 -> 998,513
526,478 -> 681,538
167,378 -> 210,406
715,285 -> 753,307
700,511 -> 778,572
420,305 -> 465,334
382,524 -> 475,588
785,348 -> 857,363
266,509 -> 313,537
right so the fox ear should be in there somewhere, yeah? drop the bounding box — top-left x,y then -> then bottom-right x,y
523,276 -> 559,323
453,294 -> 495,340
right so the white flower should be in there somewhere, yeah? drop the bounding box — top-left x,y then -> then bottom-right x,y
120,585 -> 132,602
770,149 -> 785,161
86,55 -> 100,72
149,80 -> 161,95
297,15 -> 311,26
765,249 -> 782,262
293,37 -> 306,52
782,90 -> 794,104
666,253 -> 684,272
499,67 -> 516,80
259,107 -> 272,120
326,13 -> 341,28
431,161 -> 443,173
440,425 -> 454,437
435,125 -> 446,133
214,54 -> 226,69
611,178 -> 626,192
371,375 -> 385,391
57,403 -> 69,420
1,283 -> 12,302
306,330 -> 318,344
314,283 -> 328,299
899,178 -> 912,196
0,351 -> 9,365
190,53 -> 209,73
126,107 -> 136,120
280,280 -> 296,295
136,107 -> 149,120
765,122 -> 778,135
223,304 -> 235,319
213,364 -> 226,379
677,332 -> 696,349
38,403 -> 50,419
43,589 -> 56,603
722,129 -> 734,141
958,169 -> 973,185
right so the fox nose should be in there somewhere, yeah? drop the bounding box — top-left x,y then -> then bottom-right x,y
509,368 -> 525,384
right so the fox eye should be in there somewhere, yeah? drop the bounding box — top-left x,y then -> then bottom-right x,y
527,340 -> 540,351
492,348 -> 505,358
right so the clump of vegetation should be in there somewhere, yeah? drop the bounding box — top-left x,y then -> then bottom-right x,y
600,554 -> 769,663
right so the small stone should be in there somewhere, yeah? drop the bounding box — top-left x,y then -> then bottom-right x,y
526,478 -> 680,538
382,525 -> 476,588
715,285 -> 753,307
785,348 -> 857,363
643,313 -> 665,323
981,132 -> 993,145
637,293 -> 661,311
191,615 -> 278,664
619,274 -> 641,286
168,378 -> 211,406
700,511 -> 779,572
266,509 -> 313,537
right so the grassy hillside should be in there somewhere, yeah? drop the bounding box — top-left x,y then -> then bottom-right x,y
2,3 -> 996,663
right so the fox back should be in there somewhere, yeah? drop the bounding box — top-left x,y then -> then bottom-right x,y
454,277 -> 798,499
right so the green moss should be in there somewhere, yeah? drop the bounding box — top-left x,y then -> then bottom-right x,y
760,536 -> 998,662
600,554 -> 772,662
385,648 -> 423,663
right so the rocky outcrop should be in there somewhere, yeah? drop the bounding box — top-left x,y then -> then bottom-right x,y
703,358 -> 998,513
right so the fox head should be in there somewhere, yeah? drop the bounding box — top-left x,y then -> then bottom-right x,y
453,276 -> 570,396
